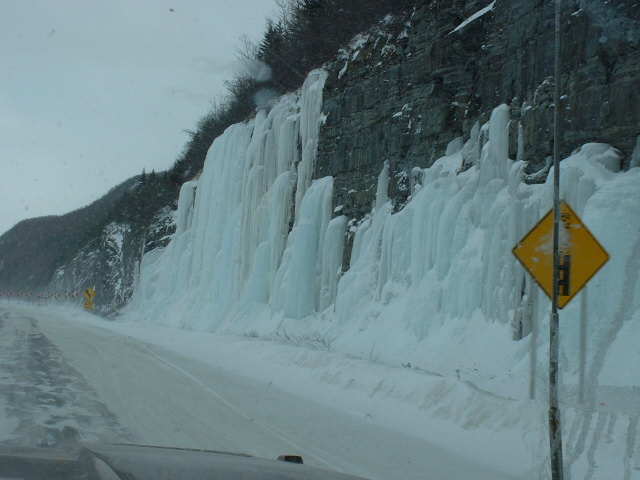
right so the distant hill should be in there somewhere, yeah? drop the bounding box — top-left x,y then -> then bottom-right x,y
0,177 -> 139,291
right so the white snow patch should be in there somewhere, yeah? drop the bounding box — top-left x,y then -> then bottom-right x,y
448,1 -> 496,35
338,61 -> 348,79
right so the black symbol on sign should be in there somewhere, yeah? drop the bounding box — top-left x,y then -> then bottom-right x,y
560,212 -> 572,224
558,254 -> 571,296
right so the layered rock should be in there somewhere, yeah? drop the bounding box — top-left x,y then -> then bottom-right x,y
316,0 -> 640,240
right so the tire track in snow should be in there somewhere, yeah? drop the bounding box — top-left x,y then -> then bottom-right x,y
605,413 -> 617,444
567,409 -> 592,469
624,415 -> 638,480
584,412 -> 608,480
86,340 -> 146,442
0,310 -> 130,446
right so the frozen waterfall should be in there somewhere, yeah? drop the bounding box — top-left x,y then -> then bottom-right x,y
126,69 -> 640,402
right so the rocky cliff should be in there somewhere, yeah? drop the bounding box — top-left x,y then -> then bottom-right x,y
316,0 -> 640,238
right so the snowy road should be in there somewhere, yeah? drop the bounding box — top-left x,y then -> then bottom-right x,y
0,304 -> 520,480
0,308 -> 130,447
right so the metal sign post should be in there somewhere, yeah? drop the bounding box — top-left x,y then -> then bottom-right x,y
550,1 -> 564,478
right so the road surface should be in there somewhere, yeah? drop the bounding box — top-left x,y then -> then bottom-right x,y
0,304 -> 519,480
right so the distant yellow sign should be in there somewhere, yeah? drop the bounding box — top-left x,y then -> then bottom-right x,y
82,287 -> 96,309
512,200 -> 609,308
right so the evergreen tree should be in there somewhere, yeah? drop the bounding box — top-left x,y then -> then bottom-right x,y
166,0 -> 412,189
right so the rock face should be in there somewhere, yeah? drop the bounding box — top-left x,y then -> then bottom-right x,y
315,0 -> 640,246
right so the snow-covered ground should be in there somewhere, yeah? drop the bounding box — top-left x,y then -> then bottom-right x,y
1,302 -> 522,480
0,306 -> 130,447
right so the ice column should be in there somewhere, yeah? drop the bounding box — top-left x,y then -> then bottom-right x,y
294,70 -> 329,222
175,181 -> 197,235
336,104 -> 527,334
319,215 -> 348,311
375,160 -> 390,210
272,176 -> 337,318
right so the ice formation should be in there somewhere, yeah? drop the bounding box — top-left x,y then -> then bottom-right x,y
127,69 -> 640,407
127,70 -> 337,328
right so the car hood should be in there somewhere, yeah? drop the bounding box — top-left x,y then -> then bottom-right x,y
0,442 -> 371,480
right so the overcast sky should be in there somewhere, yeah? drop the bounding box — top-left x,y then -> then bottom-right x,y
0,0 -> 278,236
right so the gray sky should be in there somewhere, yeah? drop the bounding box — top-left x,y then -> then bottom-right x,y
0,0 -> 278,236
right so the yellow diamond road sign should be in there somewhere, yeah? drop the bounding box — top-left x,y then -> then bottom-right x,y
512,200 -> 609,309
83,287 -> 96,300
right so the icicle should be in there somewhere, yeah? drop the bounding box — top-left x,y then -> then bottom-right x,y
375,161 -> 390,210
294,70 -> 329,223
175,181 -> 197,235
461,121 -> 481,169
318,215 -> 348,311
516,122 -> 524,164
272,177 -> 334,319
481,103 -> 511,184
